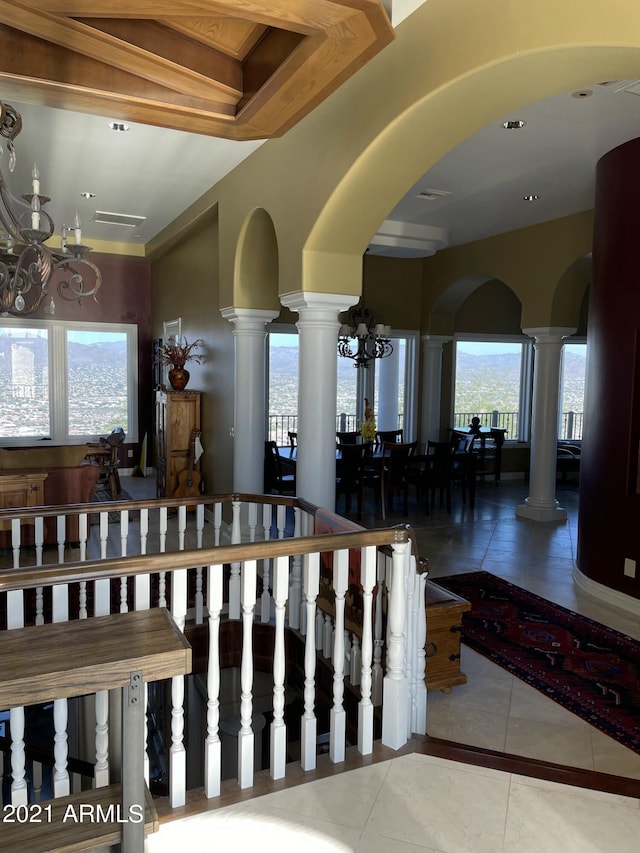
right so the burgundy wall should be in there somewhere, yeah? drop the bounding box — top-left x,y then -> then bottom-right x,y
577,137 -> 640,600
24,252 -> 153,468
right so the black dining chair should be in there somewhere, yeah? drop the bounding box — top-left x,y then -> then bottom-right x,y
450,431 -> 476,505
335,442 -> 369,518
264,440 -> 296,495
422,440 -> 453,514
287,431 -> 298,450
336,430 -> 360,445
379,440 -> 416,519
375,429 -> 404,449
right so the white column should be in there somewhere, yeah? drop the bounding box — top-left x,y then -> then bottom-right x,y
517,326 -> 576,522
420,335 -> 451,443
221,308 -> 279,493
377,348 -> 400,431
281,291 -> 355,509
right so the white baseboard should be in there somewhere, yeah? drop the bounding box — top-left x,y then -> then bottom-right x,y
572,564 -> 640,617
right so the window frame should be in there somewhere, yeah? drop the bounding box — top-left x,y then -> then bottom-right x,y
0,317 -> 138,446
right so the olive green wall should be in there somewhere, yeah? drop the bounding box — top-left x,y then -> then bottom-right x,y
151,210 -> 235,495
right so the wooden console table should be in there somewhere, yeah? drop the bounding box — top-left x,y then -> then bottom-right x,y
425,580 -> 470,692
0,472 -> 47,531
0,607 -> 192,852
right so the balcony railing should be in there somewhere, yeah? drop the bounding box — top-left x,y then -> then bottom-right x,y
268,413 -> 405,444
0,493 -> 426,843
453,410 -> 583,441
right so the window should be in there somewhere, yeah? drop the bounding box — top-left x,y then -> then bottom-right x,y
268,329 -> 299,443
559,342 -> 586,440
453,337 -> 532,441
0,319 -> 137,444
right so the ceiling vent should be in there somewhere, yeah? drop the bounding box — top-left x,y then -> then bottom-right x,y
416,188 -> 451,201
93,211 -> 147,227
599,80 -> 640,95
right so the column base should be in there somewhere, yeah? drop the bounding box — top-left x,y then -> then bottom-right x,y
516,501 -> 567,522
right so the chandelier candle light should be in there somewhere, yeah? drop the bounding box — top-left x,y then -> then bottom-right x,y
337,302 -> 393,368
0,98 -> 101,315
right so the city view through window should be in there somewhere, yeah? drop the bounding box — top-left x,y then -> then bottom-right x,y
0,326 -> 130,440
269,335 -> 586,444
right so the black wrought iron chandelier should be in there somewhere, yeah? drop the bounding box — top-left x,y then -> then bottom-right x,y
0,98 -> 101,316
337,302 -> 393,368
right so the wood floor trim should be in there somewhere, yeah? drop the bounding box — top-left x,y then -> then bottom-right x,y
418,735 -> 640,798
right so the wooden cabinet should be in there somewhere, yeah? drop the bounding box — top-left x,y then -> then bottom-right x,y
425,580 -> 470,692
0,471 -> 47,535
155,390 -> 201,497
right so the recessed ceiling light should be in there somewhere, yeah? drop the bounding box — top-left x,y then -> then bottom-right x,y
502,120 -> 526,129
108,121 -> 130,132
80,191 -> 96,199
571,90 -> 593,99
523,194 -> 540,202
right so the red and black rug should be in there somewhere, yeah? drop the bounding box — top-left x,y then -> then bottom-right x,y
436,571 -> 640,755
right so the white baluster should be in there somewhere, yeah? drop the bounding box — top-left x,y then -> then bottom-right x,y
159,505 -> 168,553
56,513 -> 66,563
270,555 -> 289,780
382,536 -> 410,750
118,509 -> 129,612
350,635 -> 361,686
78,512 -> 88,562
35,516 -> 44,625
177,504 -> 187,551
169,564 -> 188,807
11,517 -> 21,568
99,511 -> 109,559
413,571 -> 428,736
276,503 -> 286,539
344,629 -> 352,677
248,502 -> 257,541
213,501 -> 222,546
288,508 -> 302,629
10,707 -> 27,805
358,546 -> 376,756
135,512 -> 150,611
228,499 -> 242,619
52,582 -> 70,797
32,760 -> 42,802
195,567 -> 204,625
261,556 -> 271,624
204,563 -> 223,798
94,689 -> 109,788
372,553 -> 385,706
53,698 -> 69,797
404,550 -> 415,739
330,549 -> 348,764
315,608 -> 324,648
262,503 -> 271,541
139,507 -> 149,554
323,615 -> 333,659
196,503 -> 205,549
301,551 -> 319,772
238,559 -> 257,789
158,505 -> 168,609
34,515 -> 44,568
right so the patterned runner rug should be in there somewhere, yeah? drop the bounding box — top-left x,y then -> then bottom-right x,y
436,571 -> 640,754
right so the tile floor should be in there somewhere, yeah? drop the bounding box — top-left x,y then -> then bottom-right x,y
140,474 -> 640,851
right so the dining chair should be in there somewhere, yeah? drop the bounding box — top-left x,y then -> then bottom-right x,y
422,440 -> 453,514
449,431 -> 476,505
379,440 -> 416,519
264,440 -> 296,495
88,426 -> 126,499
375,429 -> 404,449
336,430 -> 360,445
335,442 -> 369,518
287,431 -> 298,450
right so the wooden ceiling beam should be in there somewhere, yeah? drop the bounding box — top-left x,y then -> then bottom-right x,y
0,4 -> 242,103
157,16 -> 266,59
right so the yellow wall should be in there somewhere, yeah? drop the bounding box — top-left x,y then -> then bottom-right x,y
151,210 -> 235,495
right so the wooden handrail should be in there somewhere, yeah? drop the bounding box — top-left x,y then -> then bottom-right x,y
0,526 -> 412,594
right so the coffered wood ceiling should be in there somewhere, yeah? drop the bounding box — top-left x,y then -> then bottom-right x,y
0,0 -> 394,140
